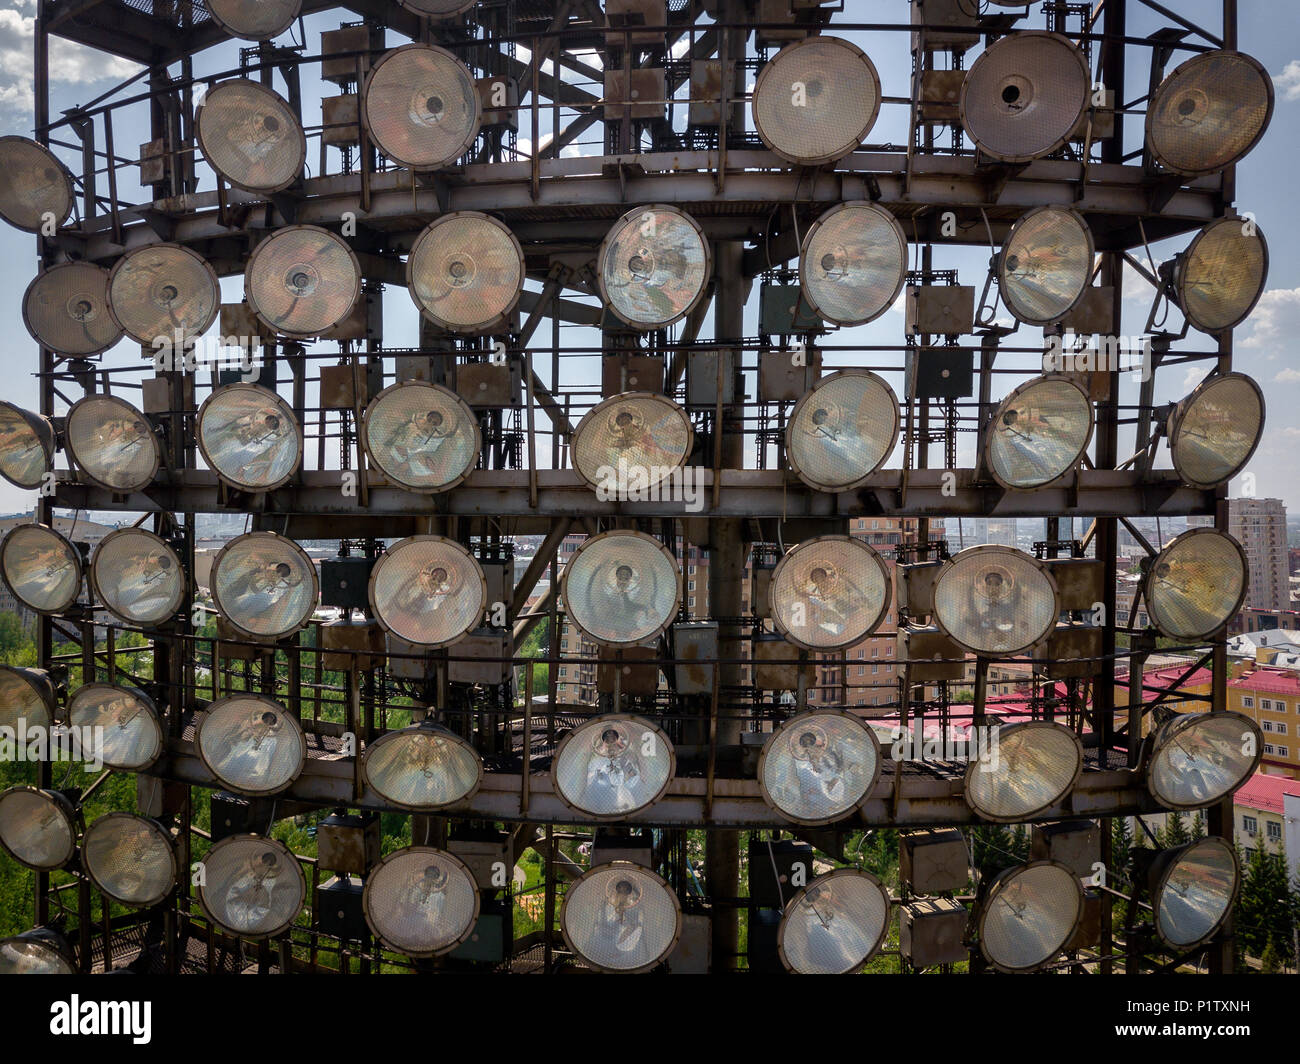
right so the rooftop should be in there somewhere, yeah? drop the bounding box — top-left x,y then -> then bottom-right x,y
1234,772 -> 1300,815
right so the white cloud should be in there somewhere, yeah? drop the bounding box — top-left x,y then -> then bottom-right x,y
1274,60 -> 1300,102
1274,368 -> 1300,383
1183,365 -> 1209,392
1240,288 -> 1300,351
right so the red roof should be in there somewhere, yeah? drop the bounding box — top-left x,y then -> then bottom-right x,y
1231,667 -> 1300,697
1234,771 -> 1300,814
1128,665 -> 1213,692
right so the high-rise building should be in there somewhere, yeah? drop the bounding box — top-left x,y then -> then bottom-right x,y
1229,498 -> 1290,612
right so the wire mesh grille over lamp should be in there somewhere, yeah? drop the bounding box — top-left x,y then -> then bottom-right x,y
598,205 -> 711,330
361,722 -> 482,810
197,384 -> 302,492
206,0 -> 301,40
0,524 -> 82,615
978,860 -> 1083,973
90,528 -> 185,627
362,44 -> 481,170
752,37 -> 881,165
770,536 -> 890,652
196,79 -> 306,193
1144,528 -> 1247,641
1148,710 -> 1262,811
65,394 -> 161,493
932,545 -> 1059,657
985,376 -> 1095,490
245,225 -> 361,338
0,666 -> 55,737
369,537 -> 486,648
396,0 -> 478,15
1167,372 -> 1264,490
361,382 -> 479,493
407,212 -> 524,333
571,393 -> 693,495
560,530 -> 681,648
998,206 -> 1094,326
1151,837 -> 1239,949
0,930 -> 75,975
363,847 -> 480,958
552,715 -> 675,818
0,402 -> 54,491
0,136 -> 73,233
23,262 -> 123,356
1146,50 -> 1274,176
758,710 -> 882,825
197,834 -> 305,939
964,721 -> 1083,822
196,694 -> 307,796
1171,218 -> 1268,335
799,202 -> 907,327
83,813 -> 177,909
785,370 -> 900,492
211,532 -> 319,640
561,863 -> 681,974
961,32 -> 1090,162
108,243 -> 221,347
778,869 -> 891,975
0,787 -> 78,871
68,684 -> 163,772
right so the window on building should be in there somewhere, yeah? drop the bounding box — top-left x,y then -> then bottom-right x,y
558,667 -> 567,678
1263,720 -> 1274,732
1263,743 -> 1276,755
1277,722 -> 1288,736
1243,815 -> 1258,834
1267,821 -> 1282,842
1243,696 -> 1255,708
1278,745 -> 1289,757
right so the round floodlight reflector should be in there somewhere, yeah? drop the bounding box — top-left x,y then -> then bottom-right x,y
0,524 -> 82,615
68,684 -> 163,772
961,32 -> 1090,162
998,206 -> 1094,326
361,44 -> 481,171
206,0 -> 302,40
964,721 -> 1083,822
778,869 -> 891,975
210,532 -> 318,640
0,136 -> 73,233
90,528 -> 185,627
799,202 -> 907,327
986,376 -> 1095,490
932,545 -> 1060,657
197,384 -> 302,492
598,205 -> 711,330
561,863 -> 681,974
770,536 -> 890,652
197,834 -> 305,939
363,847 -> 480,958
0,930 -> 75,975
978,860 -> 1083,973
195,694 -> 306,796
407,212 -> 524,334
245,225 -> 361,338
1146,50 -> 1274,177
1152,837 -> 1239,949
82,813 -> 177,909
396,0 -> 477,16
0,666 -> 56,737
560,530 -> 681,648
360,381 -> 480,494
22,262 -> 123,356
759,710 -> 882,826
1168,372 -> 1264,490
1148,710 -> 1262,811
107,243 -> 221,347
196,79 -> 305,193
0,787 -> 78,871
571,393 -> 693,496
64,394 -> 160,493
368,537 -> 486,649
361,722 -> 483,811
752,37 -> 881,165
552,715 -> 675,819
0,402 -> 54,491
1173,218 -> 1269,335
1144,528 -> 1247,641
786,370 -> 900,493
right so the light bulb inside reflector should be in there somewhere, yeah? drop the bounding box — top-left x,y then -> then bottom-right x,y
0,523 -> 82,615
552,715 -> 675,818
964,721 -> 1082,822
198,384 -> 302,492
68,684 -> 163,772
65,394 -> 160,493
1152,837 -> 1239,949
91,528 -> 185,627
561,863 -> 681,974
0,787 -> 78,871
369,537 -> 485,648
571,393 -> 693,496
206,0 -> 301,40
0,666 -> 55,738
407,212 -> 523,334
598,205 -> 710,330
561,530 -> 681,648
979,861 -> 1082,973
759,710 -> 882,825
197,834 -> 305,939
363,846 -> 480,958
786,370 -> 899,492
799,202 -> 907,327
0,930 -> 74,974
361,44 -> 481,170
986,376 -> 1094,489
245,225 -> 361,338
23,262 -> 122,356
932,545 -> 1059,657
196,79 -> 305,193
0,402 -> 54,491
1144,528 -> 1246,641
0,136 -> 73,234
108,243 -> 220,347
83,813 -> 177,908
361,721 -> 482,810
779,869 -> 890,975
361,382 -> 480,493
1148,710 -> 1261,811
196,694 -> 306,796
770,536 -> 890,652
998,206 -> 1094,325
211,532 -> 318,640
1172,218 -> 1268,335
1167,372 -> 1263,490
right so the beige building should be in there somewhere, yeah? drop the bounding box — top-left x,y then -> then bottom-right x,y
1229,498 -> 1290,612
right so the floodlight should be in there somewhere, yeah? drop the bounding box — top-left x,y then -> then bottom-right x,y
67,684 -> 163,772
64,394 -> 161,493
90,528 -> 185,627
196,694 -> 306,796
932,545 -> 1059,657
0,402 -> 54,490
361,721 -> 483,811
396,0 -> 477,16
960,32 -> 1090,162
107,243 -> 221,346
407,212 -> 524,334
799,202 -> 907,327
978,860 -> 1083,973
552,715 -> 675,818
985,376 -> 1094,489
785,370 -> 900,492
196,79 -> 305,193
770,536 -> 890,652
210,532 -> 318,640
752,37 -> 881,165
1170,218 -> 1268,335
560,862 -> 681,974
360,381 -> 480,493
22,261 -> 122,356
998,206 -> 1094,326
571,393 -> 693,495
0,787 -> 78,871
197,384 -> 302,492
1146,50 -> 1273,176
0,929 -> 75,974
964,721 -> 1083,822
1147,710 -> 1262,811
363,847 -> 480,958
560,530 -> 681,648
1151,837 -> 1239,949
368,537 -> 486,648
206,0 -> 302,40
361,44 -> 481,170
83,813 -> 177,908
758,710 -> 882,826
0,523 -> 82,615
0,666 -> 56,737
0,137 -> 73,234
197,834 -> 305,939
778,869 -> 891,975
1167,372 -> 1264,490
1144,528 -> 1247,641
597,205 -> 710,330
245,225 -> 361,338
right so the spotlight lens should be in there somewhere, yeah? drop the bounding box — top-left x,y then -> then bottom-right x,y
980,861 -> 1082,972
198,835 -> 305,939
363,847 -> 480,957
553,715 -> 675,818
933,546 -> 1059,657
206,0 -> 302,40
1145,528 -> 1246,640
1149,711 -> 1261,810
23,261 -> 122,356
1176,218 -> 1268,334
786,370 -> 899,492
211,532 -> 318,640
598,205 -> 710,330
571,393 -> 693,495
999,206 -> 1094,325
779,869 -> 890,975
0,788 -> 77,870
0,666 -> 54,736
68,684 -> 163,771
65,395 -> 160,493
245,225 -> 361,338
987,376 -> 1094,489
198,384 -> 302,492
408,212 -> 523,333
362,723 -> 482,810
964,722 -> 1082,822
108,243 -> 221,346
197,79 -> 306,193
0,136 -> 73,233
760,711 -> 881,825
369,537 -> 485,648
83,813 -> 177,908
0,933 -> 74,974
362,382 -> 480,493
0,524 -> 81,614
561,530 -> 681,647
362,44 -> 481,170
0,403 -> 53,490
800,202 -> 907,326
196,694 -> 306,796
770,536 -> 890,652
561,863 -> 681,973
1154,838 -> 1238,948
397,0 -> 477,15
1169,372 -> 1264,489
91,528 -> 185,626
